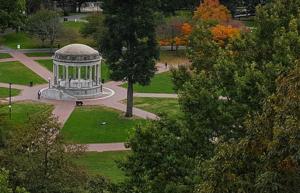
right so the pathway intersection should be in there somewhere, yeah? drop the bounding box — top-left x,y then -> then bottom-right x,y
0,49 -> 178,152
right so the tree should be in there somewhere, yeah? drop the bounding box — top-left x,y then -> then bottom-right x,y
0,112 -> 87,193
121,117 -> 197,193
194,0 -> 231,22
100,0 -> 159,117
80,12 -> 105,49
26,9 -> 62,48
0,169 -> 29,193
197,66 -> 300,193
0,0 -> 26,32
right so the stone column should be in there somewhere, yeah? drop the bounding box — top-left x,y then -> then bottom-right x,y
53,63 -> 57,85
78,66 -> 81,88
96,64 -> 100,85
62,65 -> 65,80
94,65 -> 97,84
89,66 -> 93,87
57,65 -> 59,81
73,66 -> 76,79
85,66 -> 88,80
66,66 -> 69,88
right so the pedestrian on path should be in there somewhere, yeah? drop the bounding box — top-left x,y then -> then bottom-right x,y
165,62 -> 168,69
37,90 -> 41,100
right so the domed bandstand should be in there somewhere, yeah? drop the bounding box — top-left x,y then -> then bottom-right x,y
41,44 -> 111,100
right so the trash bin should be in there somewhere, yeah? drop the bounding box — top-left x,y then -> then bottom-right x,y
29,81 -> 33,87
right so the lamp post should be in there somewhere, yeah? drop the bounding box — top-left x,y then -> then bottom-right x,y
48,77 -> 51,88
8,83 -> 12,120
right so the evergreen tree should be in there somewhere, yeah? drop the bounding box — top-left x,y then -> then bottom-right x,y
100,0 -> 159,117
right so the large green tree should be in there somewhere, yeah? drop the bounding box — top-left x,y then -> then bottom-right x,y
100,0 -> 159,117
121,117 -> 196,193
197,65 -> 300,193
122,0 -> 300,192
26,9 -> 62,48
0,0 -> 26,32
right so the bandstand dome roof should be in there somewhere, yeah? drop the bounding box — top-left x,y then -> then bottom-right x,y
53,44 -> 101,63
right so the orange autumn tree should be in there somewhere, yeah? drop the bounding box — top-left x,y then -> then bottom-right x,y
194,0 -> 231,22
159,0 -> 241,47
193,0 -> 240,45
211,24 -> 240,45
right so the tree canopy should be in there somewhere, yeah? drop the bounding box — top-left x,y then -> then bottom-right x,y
100,0 -> 159,117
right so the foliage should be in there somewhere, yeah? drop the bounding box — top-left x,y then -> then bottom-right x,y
100,0 -> 159,116
197,66 -> 300,193
0,169 -> 29,193
194,0 -> 231,22
0,112 -> 88,193
0,0 -> 26,32
210,24 -> 240,45
87,175 -> 114,193
171,65 -> 192,91
121,117 -> 196,193
26,9 -> 62,47
80,12 -> 105,50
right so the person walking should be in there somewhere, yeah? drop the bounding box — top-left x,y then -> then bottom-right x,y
37,90 -> 41,100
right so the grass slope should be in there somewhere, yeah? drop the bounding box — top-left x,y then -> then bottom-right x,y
0,53 -> 12,59
75,151 -> 129,183
0,21 -> 93,49
133,97 -> 180,118
0,87 -> 20,98
122,72 -> 174,93
25,52 -> 53,57
62,106 -> 146,144
0,61 -> 46,85
0,102 -> 53,125
0,32 -> 42,49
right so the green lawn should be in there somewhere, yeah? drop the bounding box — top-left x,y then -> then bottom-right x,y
36,59 -> 52,71
0,21 -> 93,49
0,32 -> 42,49
25,52 -> 53,57
63,21 -> 85,32
36,59 -> 110,81
75,151 -> 129,183
122,72 -> 175,93
133,97 -> 180,118
62,106 -> 146,144
0,102 -> 53,125
0,53 -> 12,59
0,87 -> 20,98
159,50 -> 189,65
0,61 -> 46,85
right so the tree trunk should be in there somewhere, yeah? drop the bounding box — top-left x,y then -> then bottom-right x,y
126,79 -> 133,117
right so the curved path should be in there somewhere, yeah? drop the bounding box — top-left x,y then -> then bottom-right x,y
0,49 -> 178,152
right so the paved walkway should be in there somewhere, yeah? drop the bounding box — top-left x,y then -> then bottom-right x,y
134,93 -> 178,98
9,51 -> 52,81
86,143 -> 129,152
0,49 -> 178,152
